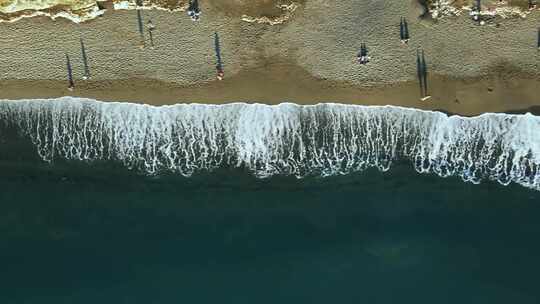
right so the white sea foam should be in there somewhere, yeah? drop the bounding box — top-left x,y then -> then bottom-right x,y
0,5 -> 105,23
113,1 -> 185,12
1,97 -> 539,190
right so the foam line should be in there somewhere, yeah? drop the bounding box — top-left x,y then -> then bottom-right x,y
1,97 -> 539,190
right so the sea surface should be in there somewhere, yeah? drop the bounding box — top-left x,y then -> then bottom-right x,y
1,98 -> 540,303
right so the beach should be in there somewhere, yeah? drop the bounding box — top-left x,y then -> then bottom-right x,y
3,3 -> 540,303
0,0 -> 538,116
1,65 -> 539,116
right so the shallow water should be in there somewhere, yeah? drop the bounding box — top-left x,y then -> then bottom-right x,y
1,99 -> 540,303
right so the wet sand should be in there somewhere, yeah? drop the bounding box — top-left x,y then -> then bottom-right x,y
1,61 -> 539,116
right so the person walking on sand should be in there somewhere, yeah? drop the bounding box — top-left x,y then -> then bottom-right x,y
188,0 -> 201,21
416,49 -> 431,101
420,49 -> 429,100
147,20 -> 156,49
216,65 -> 224,80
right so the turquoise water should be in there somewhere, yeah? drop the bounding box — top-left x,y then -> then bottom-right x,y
1,99 -> 540,303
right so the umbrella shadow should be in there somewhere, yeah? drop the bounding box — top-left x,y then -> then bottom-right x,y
65,53 -> 74,90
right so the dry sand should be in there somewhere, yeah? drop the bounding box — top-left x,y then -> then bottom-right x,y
0,0 -> 539,116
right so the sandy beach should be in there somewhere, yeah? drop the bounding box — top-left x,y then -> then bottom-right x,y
0,0 -> 539,116
1,62 -> 539,116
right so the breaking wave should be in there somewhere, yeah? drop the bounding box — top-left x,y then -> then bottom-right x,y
1,97 -> 539,190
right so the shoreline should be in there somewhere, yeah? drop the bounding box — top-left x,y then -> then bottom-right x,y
1,0 -> 538,24
1,92 -> 539,192
1,62 -> 539,117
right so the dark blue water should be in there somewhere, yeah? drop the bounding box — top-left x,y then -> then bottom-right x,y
1,150 -> 540,303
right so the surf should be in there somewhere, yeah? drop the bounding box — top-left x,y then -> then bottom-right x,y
1,97 -> 539,190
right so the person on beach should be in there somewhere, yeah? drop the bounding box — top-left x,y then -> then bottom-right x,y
416,49 -> 430,101
80,38 -> 90,80
188,0 -> 201,21
400,17 -> 409,44
357,43 -> 370,64
420,49 -> 429,100
471,0 -> 485,25
216,65 -> 224,80
416,49 -> 424,98
147,20 -> 156,49
214,32 -> 224,80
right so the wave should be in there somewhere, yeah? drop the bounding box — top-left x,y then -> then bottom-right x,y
0,97 -> 539,190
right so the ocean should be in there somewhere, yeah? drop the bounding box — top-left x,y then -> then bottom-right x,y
1,97 -> 540,303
